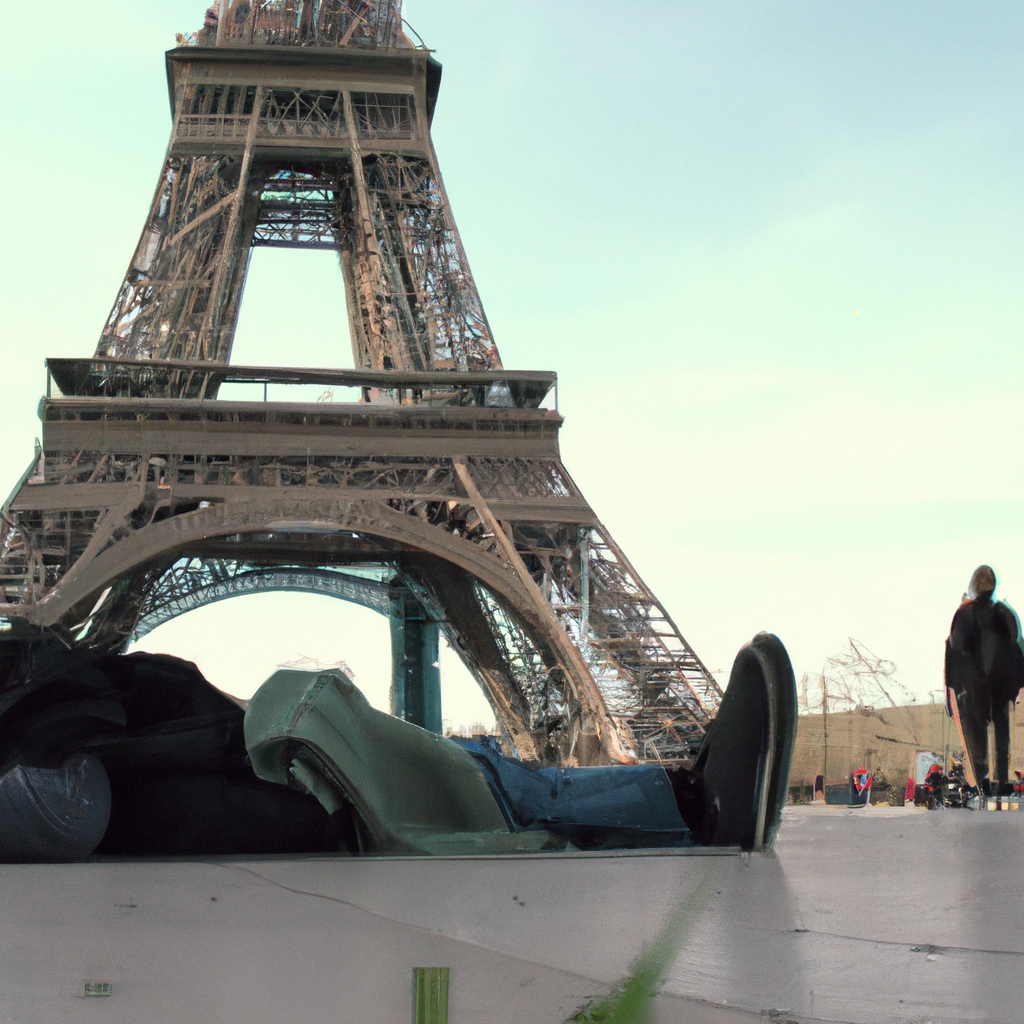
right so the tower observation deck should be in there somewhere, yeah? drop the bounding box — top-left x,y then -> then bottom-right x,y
0,0 -> 722,765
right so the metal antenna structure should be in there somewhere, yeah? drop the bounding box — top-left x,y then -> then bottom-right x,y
0,0 -> 721,765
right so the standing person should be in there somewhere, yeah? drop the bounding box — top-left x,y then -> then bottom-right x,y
199,2 -> 220,44
924,763 -> 945,807
945,565 -> 1024,795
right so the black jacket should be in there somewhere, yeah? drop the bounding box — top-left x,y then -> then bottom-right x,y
946,596 -> 1024,705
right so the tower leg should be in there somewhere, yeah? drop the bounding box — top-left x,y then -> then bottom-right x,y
389,587 -> 441,733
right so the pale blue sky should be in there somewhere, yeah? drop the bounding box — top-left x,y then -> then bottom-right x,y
1,2 -> 1021,718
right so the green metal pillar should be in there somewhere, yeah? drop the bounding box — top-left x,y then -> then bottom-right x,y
390,586 -> 442,733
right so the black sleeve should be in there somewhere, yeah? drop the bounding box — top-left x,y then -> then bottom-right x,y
995,603 -> 1021,644
949,604 -> 978,658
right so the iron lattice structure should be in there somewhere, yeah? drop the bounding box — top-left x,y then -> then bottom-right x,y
0,0 -> 720,764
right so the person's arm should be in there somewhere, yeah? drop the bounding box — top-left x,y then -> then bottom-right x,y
995,602 -> 1021,642
996,603 -> 1024,699
949,604 -> 978,657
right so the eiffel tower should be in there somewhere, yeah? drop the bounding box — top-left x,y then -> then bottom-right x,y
0,0 -> 720,766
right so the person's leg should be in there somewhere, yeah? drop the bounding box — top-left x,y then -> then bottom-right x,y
993,699 -> 1012,789
959,687 -> 990,788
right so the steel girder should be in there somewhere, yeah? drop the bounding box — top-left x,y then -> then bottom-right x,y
131,559 -> 392,640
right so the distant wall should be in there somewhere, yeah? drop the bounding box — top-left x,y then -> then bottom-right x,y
790,702 -> 1024,793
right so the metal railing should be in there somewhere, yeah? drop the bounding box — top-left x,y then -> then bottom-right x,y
175,114 -> 253,140
45,358 -> 557,409
178,0 -> 414,50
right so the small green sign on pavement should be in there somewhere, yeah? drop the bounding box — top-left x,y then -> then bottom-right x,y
414,967 -> 450,1024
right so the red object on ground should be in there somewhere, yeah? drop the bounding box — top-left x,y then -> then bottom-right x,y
906,778 -> 915,803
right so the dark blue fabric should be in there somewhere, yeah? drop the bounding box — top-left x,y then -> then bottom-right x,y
450,738 -> 692,847
0,754 -> 111,862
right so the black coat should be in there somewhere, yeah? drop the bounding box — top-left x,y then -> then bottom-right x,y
946,596 -> 1024,707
